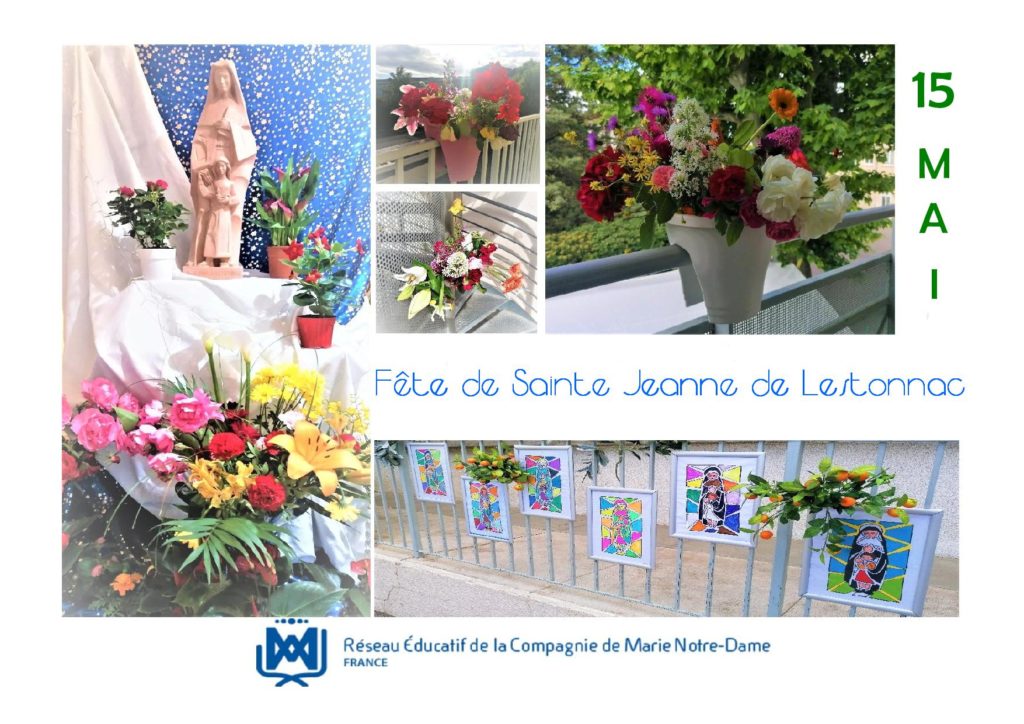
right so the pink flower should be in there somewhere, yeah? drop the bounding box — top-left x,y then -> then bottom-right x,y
766,220 -> 799,243
148,453 -> 185,476
148,427 -> 176,454
121,428 -> 151,456
81,377 -> 120,411
70,408 -> 121,452
146,179 -> 169,191
651,165 -> 676,192
739,191 -> 767,229
119,186 -> 135,197
117,392 -> 141,415
91,564 -> 103,578
62,395 -> 73,426
139,400 -> 165,425
168,389 -> 223,433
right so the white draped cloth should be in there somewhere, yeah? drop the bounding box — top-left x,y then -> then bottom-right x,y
63,46 -> 370,575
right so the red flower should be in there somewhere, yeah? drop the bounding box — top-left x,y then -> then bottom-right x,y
264,430 -> 285,456
765,220 -> 799,243
708,166 -> 748,202
208,432 -> 245,460
247,475 -> 287,513
61,451 -> 80,482
472,63 -> 512,102
739,190 -> 767,229
577,146 -> 629,222
420,96 -> 454,126
118,185 -> 135,197
252,560 -> 278,586
318,237 -> 331,250
355,238 -> 365,255
146,179 -> 168,191
62,532 -> 70,550
789,148 -> 812,171
284,241 -> 304,261
304,270 -> 321,284
496,79 -> 523,123
230,420 -> 260,441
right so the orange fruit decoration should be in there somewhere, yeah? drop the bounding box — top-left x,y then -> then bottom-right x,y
840,496 -> 856,507
759,530 -> 774,540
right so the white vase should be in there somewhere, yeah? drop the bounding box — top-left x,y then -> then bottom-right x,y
665,214 -> 773,324
138,247 -> 178,281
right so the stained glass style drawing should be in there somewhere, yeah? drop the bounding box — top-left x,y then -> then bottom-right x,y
416,448 -> 447,497
470,481 -> 504,535
525,455 -> 562,513
827,519 -> 912,603
515,446 -> 575,520
600,496 -> 643,559
684,464 -> 743,536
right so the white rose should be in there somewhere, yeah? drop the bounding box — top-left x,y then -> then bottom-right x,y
795,185 -> 853,239
757,177 -> 806,222
761,155 -> 797,182
468,256 -> 483,270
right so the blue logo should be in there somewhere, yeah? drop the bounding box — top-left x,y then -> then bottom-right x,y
256,618 -> 328,686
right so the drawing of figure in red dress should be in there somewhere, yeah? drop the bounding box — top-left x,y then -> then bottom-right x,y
843,523 -> 889,595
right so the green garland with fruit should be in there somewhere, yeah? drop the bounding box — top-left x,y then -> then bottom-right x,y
454,448 -> 533,487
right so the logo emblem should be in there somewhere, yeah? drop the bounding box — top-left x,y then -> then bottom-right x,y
256,618 -> 327,686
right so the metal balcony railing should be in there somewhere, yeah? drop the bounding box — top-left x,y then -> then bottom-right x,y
547,206 -> 896,334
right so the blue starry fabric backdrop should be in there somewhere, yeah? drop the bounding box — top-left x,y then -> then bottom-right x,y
136,44 -> 371,323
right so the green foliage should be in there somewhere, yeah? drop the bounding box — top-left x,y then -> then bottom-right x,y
284,232 -> 352,317
269,581 -> 348,617
547,212 -> 668,268
510,60 -> 541,117
252,158 -> 320,246
158,517 -> 293,583
455,448 -> 530,485
107,184 -> 189,249
545,44 -> 895,270
374,440 -> 404,467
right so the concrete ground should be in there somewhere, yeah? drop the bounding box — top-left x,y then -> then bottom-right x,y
373,512 -> 958,617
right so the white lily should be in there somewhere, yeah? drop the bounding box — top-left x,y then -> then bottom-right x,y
394,266 -> 428,302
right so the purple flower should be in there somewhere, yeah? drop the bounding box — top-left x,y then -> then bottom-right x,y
760,126 -> 803,156
586,130 -> 597,151
633,87 -> 676,123
606,115 -> 618,132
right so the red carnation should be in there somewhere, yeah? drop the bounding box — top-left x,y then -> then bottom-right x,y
265,430 -> 285,456
420,96 -> 454,126
247,475 -> 287,513
230,420 -> 260,441
208,432 -> 245,460
472,63 -> 511,102
284,241 -> 304,261
708,166 -> 748,202
577,146 -> 629,222
766,220 -> 799,243
62,451 -> 80,482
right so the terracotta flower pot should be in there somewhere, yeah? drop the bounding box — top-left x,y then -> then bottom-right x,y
267,246 -> 294,279
138,247 -> 178,281
296,315 -> 336,348
665,214 -> 773,324
440,134 -> 481,183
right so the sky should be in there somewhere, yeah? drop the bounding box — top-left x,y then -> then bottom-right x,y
375,44 -> 541,79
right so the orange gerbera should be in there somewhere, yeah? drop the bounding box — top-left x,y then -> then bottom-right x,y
769,88 -> 798,121
111,572 -> 143,597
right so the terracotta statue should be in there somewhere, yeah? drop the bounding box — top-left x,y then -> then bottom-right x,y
183,59 -> 258,279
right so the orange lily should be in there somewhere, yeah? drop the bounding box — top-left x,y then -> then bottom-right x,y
270,420 -> 361,496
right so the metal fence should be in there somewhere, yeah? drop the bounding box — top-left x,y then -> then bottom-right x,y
374,440 -> 954,616
546,206 -> 895,334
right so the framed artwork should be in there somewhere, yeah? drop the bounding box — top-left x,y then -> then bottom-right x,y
669,451 -> 765,548
586,487 -> 657,569
461,476 -> 513,543
405,442 -> 455,504
799,508 -> 944,616
514,445 -> 575,520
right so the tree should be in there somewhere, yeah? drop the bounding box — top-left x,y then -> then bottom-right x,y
376,66 -> 413,136
546,45 -> 895,272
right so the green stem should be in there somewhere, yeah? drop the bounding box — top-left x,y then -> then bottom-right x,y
206,348 -> 223,403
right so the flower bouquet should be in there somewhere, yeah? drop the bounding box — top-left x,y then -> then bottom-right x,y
283,226 -> 356,349
107,179 -> 189,281
742,457 -> 917,560
576,87 -> 853,322
393,198 -> 523,328
454,448 -> 532,489
253,158 -> 321,278
392,62 -> 523,182
61,342 -> 372,617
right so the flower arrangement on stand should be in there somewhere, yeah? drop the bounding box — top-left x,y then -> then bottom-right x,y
454,448 -> 532,488
61,343 -> 372,617
254,158 -> 321,278
743,457 -> 917,559
393,198 -> 523,328
107,180 -> 189,281
283,226 -> 356,349
575,87 -> 854,323
392,61 -> 523,182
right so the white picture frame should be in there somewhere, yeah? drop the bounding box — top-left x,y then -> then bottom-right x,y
799,508 -> 944,616
586,486 -> 657,569
514,445 -> 575,520
405,442 -> 455,504
669,451 -> 765,548
460,476 -> 513,543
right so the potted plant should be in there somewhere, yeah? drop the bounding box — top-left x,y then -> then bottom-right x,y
576,87 -> 853,323
107,180 -> 188,281
254,158 -> 320,279
284,226 -> 354,348
393,198 -> 524,330
742,457 -> 917,557
392,62 -> 523,183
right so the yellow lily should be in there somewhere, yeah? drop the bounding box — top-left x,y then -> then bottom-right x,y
270,420 -> 360,497
448,197 -> 464,216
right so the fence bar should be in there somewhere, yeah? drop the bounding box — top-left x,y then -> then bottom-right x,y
644,441 -> 656,604
435,502 -> 448,556
375,460 -> 394,543
848,606 -> 858,617
397,452 -> 424,558
387,463 -> 407,548
496,441 -> 515,573
619,442 -> 626,598
741,441 -> 767,617
704,544 -> 717,616
546,519 -> 555,581
592,441 -> 600,592
450,501 -> 464,561
419,500 -> 434,553
461,441 -> 480,564
674,540 -> 685,610
767,441 -> 806,616
568,442 -> 578,587
925,442 -> 946,508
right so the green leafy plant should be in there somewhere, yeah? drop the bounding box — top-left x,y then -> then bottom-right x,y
253,158 -> 320,246
283,227 -> 353,317
107,180 -> 189,249
743,457 -> 917,559
454,448 -> 531,486
157,517 -> 292,583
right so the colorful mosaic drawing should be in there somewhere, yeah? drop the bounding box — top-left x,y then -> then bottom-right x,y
827,519 -> 912,603
525,455 -> 562,513
416,448 -> 447,497
600,496 -> 643,559
684,464 -> 744,536
470,481 -> 504,535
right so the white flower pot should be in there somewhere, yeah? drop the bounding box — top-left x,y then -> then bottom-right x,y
665,214 -> 773,324
138,247 -> 178,281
